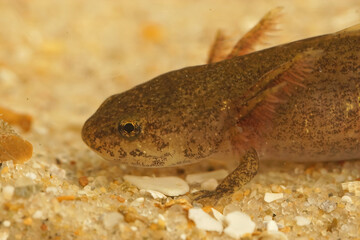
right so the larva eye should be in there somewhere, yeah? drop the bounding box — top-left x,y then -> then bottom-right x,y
118,121 -> 141,139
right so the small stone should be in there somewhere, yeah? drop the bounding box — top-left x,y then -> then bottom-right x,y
264,193 -> 283,203
103,212 -> 124,230
186,170 -> 228,184
224,211 -> 255,238
23,217 -> 32,226
200,178 -> 218,191
295,216 -> 311,226
78,176 -> 89,187
188,208 -> 223,233
267,220 -> 279,232
32,210 -> 43,219
0,133 -> 32,163
124,175 -> 189,196
2,185 -> 14,201
135,197 -> 144,203
2,221 -> 10,227
40,223 -> 48,231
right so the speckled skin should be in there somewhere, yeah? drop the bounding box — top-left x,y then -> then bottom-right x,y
82,27 -> 360,170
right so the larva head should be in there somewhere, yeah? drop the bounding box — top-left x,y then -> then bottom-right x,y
82,84 -> 225,167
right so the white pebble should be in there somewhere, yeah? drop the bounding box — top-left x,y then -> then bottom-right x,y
103,212 -> 123,230
295,216 -> 311,226
2,221 -> 10,227
188,208 -> 223,233
123,175 -> 189,196
267,220 -> 279,232
2,186 -> 14,201
264,193 -> 283,203
186,170 -> 228,184
224,211 -> 255,239
201,178 -> 218,191
341,195 -> 353,203
32,210 -> 43,219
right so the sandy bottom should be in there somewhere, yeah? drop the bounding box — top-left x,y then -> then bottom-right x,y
0,0 -> 359,239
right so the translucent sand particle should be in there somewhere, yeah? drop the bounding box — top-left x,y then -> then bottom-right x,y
188,208 -> 223,233
319,200 -> 337,213
123,175 -> 189,196
2,185 -> 14,201
25,172 -> 37,180
32,210 -> 43,219
295,216 -> 311,226
264,192 -> 284,202
224,211 -> 255,239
